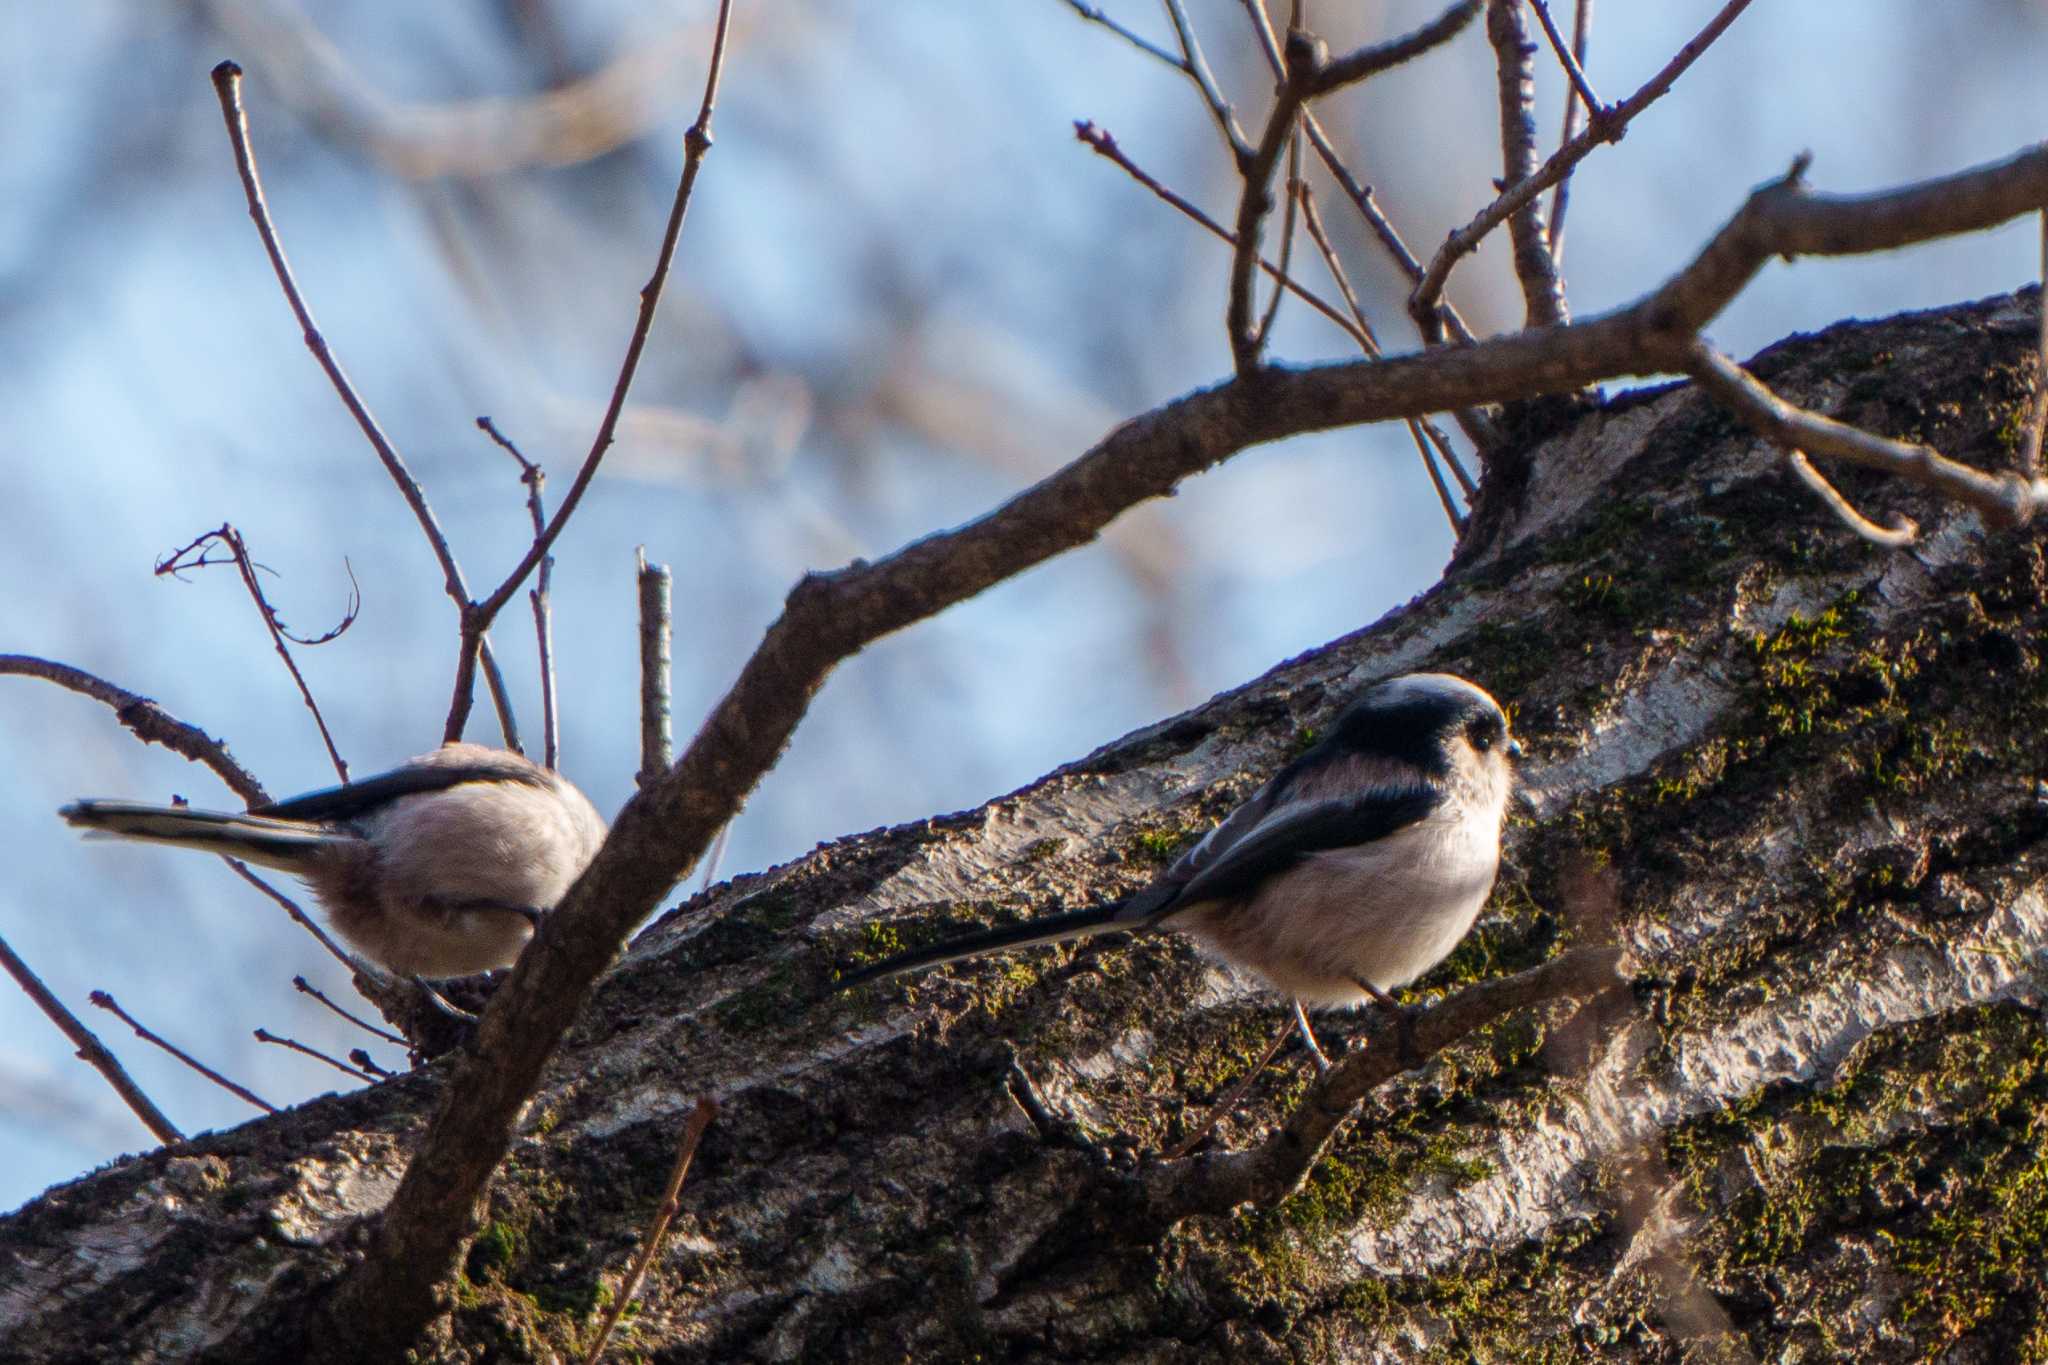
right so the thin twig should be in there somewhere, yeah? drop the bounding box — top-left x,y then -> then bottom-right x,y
637,549 -> 674,788
0,655 -> 267,805
1412,0 -> 1754,339
294,974 -> 408,1046
1546,0 -> 1595,258
157,524 -> 354,783
1421,414 -> 1479,500
1297,180 -> 1467,532
478,417 -> 560,769
1686,339 -> 2044,530
1528,0 -> 1602,115
1165,1015 -> 1294,1159
351,1050 -> 397,1079
1162,0 -> 1254,163
209,62 -> 523,754
1075,121 -> 1367,348
0,933 -> 182,1145
1060,0 -> 1183,68
89,990 -> 277,1114
254,1027 -> 378,1082
1228,2 -> 1484,372
1785,449 -> 1919,547
1486,0 -> 1568,326
581,1096 -> 718,1365
226,859 -> 357,971
1254,128 -> 1303,347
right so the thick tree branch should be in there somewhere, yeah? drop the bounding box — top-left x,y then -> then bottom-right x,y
313,140 -> 2048,1360
0,655 -> 268,805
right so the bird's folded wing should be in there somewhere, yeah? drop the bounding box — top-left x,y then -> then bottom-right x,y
1166,784 -> 1441,909
256,761 -> 551,820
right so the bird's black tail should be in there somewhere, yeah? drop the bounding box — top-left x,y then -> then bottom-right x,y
59,800 -> 346,875
833,897 -> 1156,992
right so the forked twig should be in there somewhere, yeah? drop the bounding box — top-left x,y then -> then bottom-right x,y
1687,339 -> 2045,531
448,0 -> 739,744
1412,0 -> 1755,340
209,62 -> 524,754
0,933 -> 182,1145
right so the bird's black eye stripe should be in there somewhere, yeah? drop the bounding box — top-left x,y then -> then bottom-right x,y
1466,714 -> 1504,751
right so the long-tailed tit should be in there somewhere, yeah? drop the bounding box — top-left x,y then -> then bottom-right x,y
61,743 -> 606,978
837,673 -> 1520,1063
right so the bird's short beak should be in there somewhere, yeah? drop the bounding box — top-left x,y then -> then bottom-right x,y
1506,738 -> 1524,760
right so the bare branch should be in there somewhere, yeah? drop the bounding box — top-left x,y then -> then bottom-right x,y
1162,0 -> 1254,162
477,417 -> 559,769
1127,946 -> 1626,1232
1785,450 -> 1918,547
1060,0 -> 1183,68
225,859 -> 357,971
1229,2 -> 1484,372
1528,0 -> 1602,116
294,975 -> 409,1047
1254,129 -> 1302,347
1686,339 -> 2042,530
1545,0 -> 1595,258
0,655 -> 268,805
1413,0 -> 1755,340
637,549 -> 674,788
1296,179 -> 1466,533
1075,121 -> 1367,347
581,1096 -> 718,1365
89,990 -> 277,1115
208,62 -> 523,753
253,1027 -> 377,1082
1485,0 -> 1568,326
0,932 -> 182,1145
157,524 -> 353,783
454,0 -> 739,729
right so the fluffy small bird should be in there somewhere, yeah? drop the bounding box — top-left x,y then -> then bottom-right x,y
62,743 -> 607,978
836,673 -> 1520,1062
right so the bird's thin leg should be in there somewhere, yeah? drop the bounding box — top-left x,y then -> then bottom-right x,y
1354,976 -> 1423,1069
1165,1012 -> 1297,1160
1292,998 -> 1333,1074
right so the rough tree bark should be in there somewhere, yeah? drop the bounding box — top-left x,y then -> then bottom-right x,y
2,289 -> 2045,1361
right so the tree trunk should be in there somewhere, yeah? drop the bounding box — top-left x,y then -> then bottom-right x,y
3,290 -> 2044,1362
